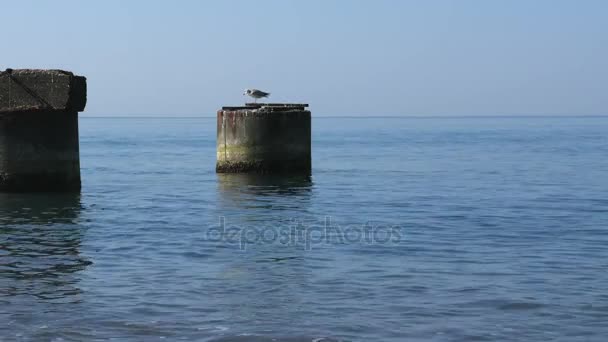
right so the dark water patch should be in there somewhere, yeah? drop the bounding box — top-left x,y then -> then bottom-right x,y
207,337 -> 343,342
499,302 -> 546,311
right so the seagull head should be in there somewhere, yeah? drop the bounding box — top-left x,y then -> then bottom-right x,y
243,89 -> 251,96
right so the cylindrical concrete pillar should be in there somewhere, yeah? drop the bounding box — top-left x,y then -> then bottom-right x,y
216,103 -> 311,174
0,69 -> 87,192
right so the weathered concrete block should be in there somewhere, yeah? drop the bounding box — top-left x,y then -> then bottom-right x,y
0,111 -> 81,192
0,69 -> 86,113
0,69 -> 86,192
217,104 -> 312,174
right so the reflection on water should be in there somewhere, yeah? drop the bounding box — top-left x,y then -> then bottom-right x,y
213,174 -> 318,335
0,193 -> 83,225
216,174 -> 314,214
0,193 -> 90,303
217,173 -> 313,197
208,336 -> 341,342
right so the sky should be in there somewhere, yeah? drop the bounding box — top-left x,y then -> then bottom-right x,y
1,0 -> 606,116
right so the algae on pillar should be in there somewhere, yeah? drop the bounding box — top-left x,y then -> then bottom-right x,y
216,103 -> 311,174
0,69 -> 87,192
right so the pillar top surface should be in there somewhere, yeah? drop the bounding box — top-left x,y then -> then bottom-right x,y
0,69 -> 87,114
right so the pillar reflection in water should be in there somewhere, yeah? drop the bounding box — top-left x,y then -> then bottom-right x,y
212,174 -> 317,330
0,193 -> 89,304
217,173 -> 313,209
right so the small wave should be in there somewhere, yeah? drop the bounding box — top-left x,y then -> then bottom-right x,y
207,335 -> 343,342
499,302 -> 545,311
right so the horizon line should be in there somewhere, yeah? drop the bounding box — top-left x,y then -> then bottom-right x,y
82,114 -> 608,119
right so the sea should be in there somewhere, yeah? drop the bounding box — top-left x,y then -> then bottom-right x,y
1,116 -> 608,342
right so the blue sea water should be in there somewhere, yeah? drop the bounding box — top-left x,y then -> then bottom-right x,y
1,116 -> 608,341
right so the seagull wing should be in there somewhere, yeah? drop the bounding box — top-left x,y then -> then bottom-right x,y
251,89 -> 270,97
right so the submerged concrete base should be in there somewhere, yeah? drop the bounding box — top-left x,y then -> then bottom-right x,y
216,159 -> 312,174
217,104 -> 311,174
0,111 -> 81,192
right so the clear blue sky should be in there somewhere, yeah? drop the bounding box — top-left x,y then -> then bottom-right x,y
2,0 -> 606,116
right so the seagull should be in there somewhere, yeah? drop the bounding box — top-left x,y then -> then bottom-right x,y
244,89 -> 270,103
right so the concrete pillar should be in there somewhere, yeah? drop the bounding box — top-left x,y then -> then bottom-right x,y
216,103 -> 311,174
0,69 -> 87,192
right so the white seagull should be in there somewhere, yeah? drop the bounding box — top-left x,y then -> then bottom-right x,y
244,89 -> 270,103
